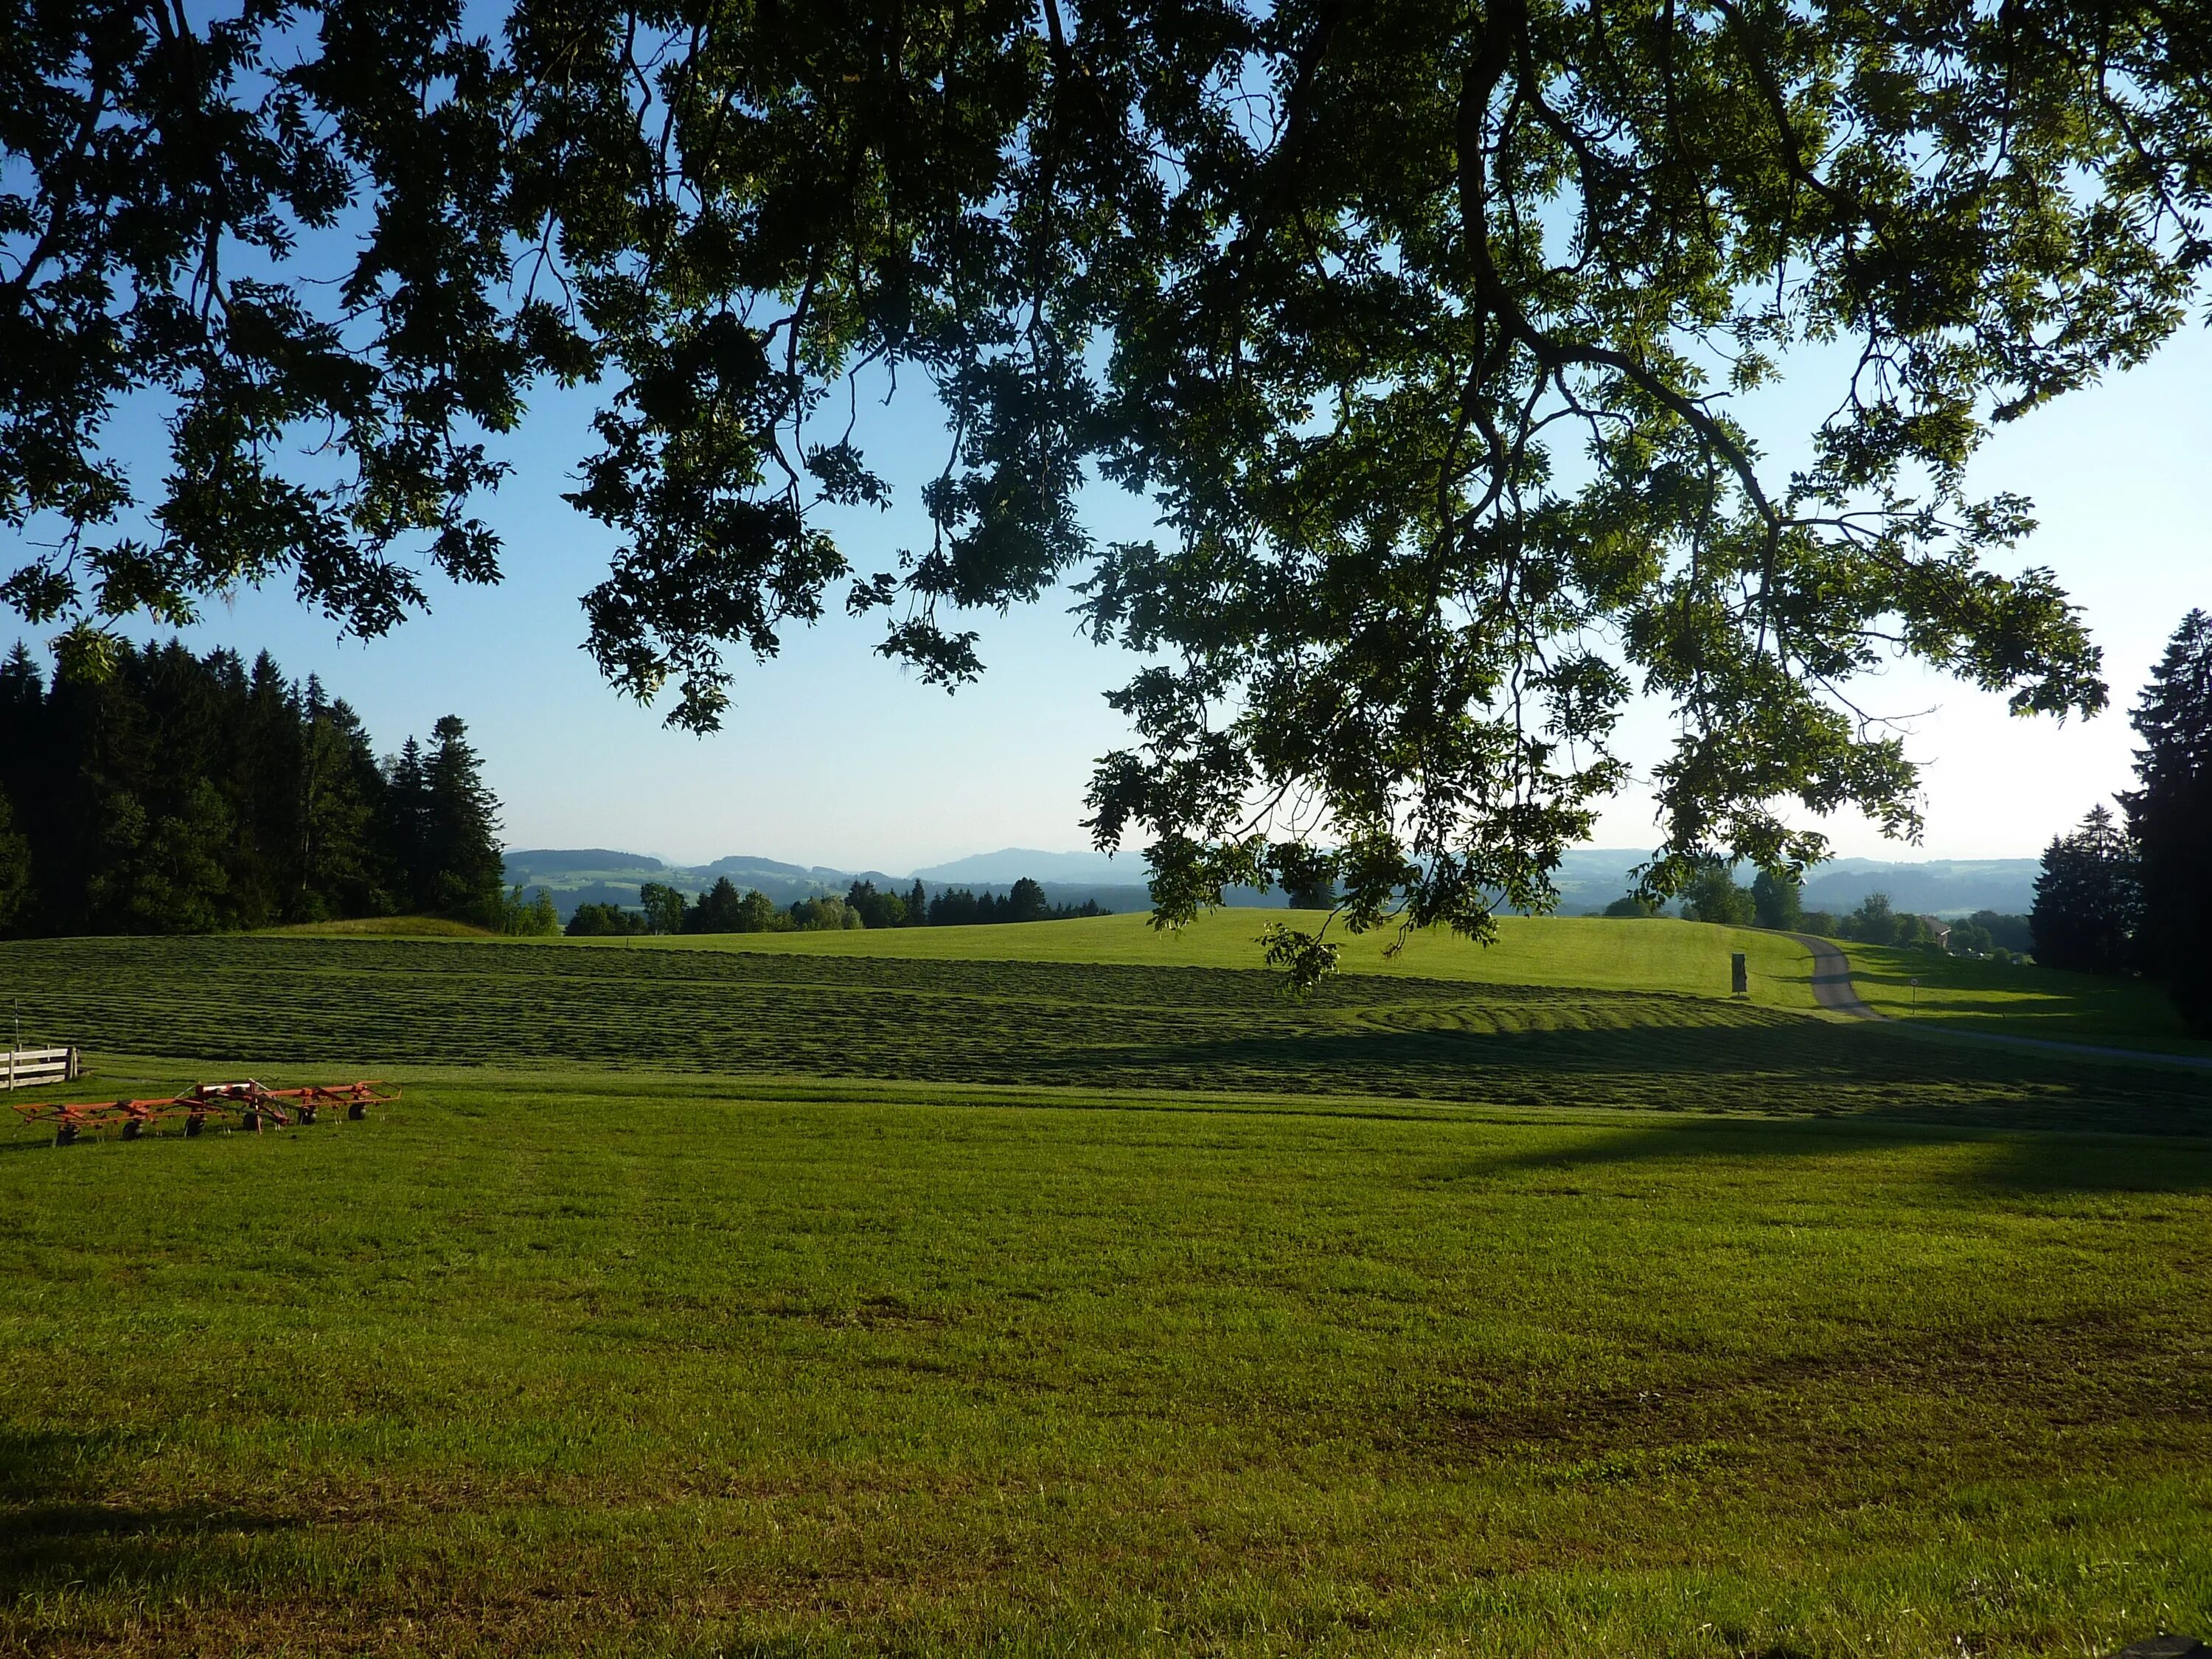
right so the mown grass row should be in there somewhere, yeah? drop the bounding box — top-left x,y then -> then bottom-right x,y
7,935 -> 2208,1133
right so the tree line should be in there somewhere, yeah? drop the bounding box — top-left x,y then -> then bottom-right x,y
1603,610 -> 2211,1034
1607,860 -> 2033,958
2024,611 -> 2212,1032
567,877 -> 1108,936
0,640 -> 538,936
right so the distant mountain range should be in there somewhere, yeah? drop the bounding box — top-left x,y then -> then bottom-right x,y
912,848 -> 1134,884
504,844 -> 2041,924
1549,848 -> 2038,917
500,846 -> 1167,923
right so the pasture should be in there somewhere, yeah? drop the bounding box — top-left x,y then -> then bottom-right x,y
2,921 -> 2209,1655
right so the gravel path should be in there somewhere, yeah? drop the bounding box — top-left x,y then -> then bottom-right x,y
1789,932 -> 2212,1072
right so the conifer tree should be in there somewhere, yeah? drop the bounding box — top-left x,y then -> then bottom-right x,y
302,687 -> 398,919
0,636 -> 490,933
2030,807 -> 2141,976
384,739 -> 430,908
0,789 -> 29,932
419,716 -> 507,922
2124,611 -> 2212,1031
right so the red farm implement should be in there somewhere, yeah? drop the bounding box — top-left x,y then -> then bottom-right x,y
10,1080 -> 397,1145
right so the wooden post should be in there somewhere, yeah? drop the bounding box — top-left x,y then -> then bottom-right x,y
1731,952 -> 1748,996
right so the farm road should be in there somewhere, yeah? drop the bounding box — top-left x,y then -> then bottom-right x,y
1794,931 -> 2212,1074
1796,934 -> 1882,1020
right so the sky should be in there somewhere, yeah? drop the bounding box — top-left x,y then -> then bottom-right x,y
9,319 -> 2206,877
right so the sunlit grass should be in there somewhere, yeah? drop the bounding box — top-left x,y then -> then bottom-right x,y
258,914 -> 498,938
1,1062 -> 2207,1655
571,909 -> 1823,1008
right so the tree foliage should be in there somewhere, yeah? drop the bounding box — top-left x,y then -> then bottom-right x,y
2030,805 -> 2140,975
1750,869 -> 1803,931
0,786 -> 29,930
9,0 -> 2209,971
0,639 -> 505,933
1683,860 -> 1754,926
1804,890 -> 1943,949
2123,609 -> 2212,1029
566,899 -> 647,936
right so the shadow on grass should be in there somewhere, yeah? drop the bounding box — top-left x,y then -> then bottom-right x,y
1040,1015 -> 2212,1126
1425,1115 -> 2212,1194
1846,948 -> 2201,1045
0,1430 -> 296,1596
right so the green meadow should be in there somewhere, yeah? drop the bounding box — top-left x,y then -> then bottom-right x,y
2,919 -> 2208,1655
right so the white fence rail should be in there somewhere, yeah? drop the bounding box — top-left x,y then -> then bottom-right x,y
4,1047 -> 80,1091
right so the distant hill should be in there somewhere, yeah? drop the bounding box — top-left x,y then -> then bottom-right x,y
503,848 -> 664,874
698,854 -> 904,890
505,842 -> 2042,925
1800,858 -> 2038,917
913,847 -> 1134,884
1548,846 -> 2038,917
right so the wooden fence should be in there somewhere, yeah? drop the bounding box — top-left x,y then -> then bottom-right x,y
3,1047 -> 80,1091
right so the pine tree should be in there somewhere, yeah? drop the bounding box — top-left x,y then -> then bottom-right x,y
385,738 -> 431,908
304,691 -> 398,919
905,879 -> 928,926
0,787 -> 29,933
2030,806 -> 2141,975
689,877 -> 747,933
233,650 -> 303,925
0,637 -> 498,935
419,715 -> 507,922
2123,610 -> 2212,1031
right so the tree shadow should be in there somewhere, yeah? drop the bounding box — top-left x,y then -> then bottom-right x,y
0,1428 -> 296,1598
1423,1116 -> 2212,1196
1027,1015 -> 2212,1192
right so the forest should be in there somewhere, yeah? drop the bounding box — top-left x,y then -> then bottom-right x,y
565,877 -> 1109,936
0,641 -> 512,936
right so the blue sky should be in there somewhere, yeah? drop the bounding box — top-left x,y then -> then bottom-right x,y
10,321 -> 2205,876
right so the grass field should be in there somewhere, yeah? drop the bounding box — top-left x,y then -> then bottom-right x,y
1841,942 -> 2209,1051
260,914 -> 499,939
577,910 -> 1826,1004
5,928 -> 2210,1127
3,921 -> 2209,1655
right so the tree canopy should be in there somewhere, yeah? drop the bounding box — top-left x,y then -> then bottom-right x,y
8,0 -> 2208,970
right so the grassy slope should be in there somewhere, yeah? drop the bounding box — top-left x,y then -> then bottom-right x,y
7,933 -> 2208,1129
599,909 -> 2211,1056
1,1062 -> 2207,1657
258,914 -> 498,939
1842,941 -> 2209,1051
586,910 -> 1826,1009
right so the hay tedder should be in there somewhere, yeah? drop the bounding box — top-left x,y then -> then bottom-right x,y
10,1079 -> 397,1145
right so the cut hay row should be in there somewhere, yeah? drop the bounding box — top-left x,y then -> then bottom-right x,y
5,935 -> 2208,1133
